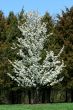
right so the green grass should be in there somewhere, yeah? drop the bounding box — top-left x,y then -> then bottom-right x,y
0,103 -> 73,110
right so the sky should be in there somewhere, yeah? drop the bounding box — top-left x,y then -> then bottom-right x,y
0,0 -> 73,16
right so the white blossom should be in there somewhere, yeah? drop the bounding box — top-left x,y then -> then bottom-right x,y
7,11 -> 65,88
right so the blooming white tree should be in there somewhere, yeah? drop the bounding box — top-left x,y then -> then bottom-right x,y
7,11 -> 64,88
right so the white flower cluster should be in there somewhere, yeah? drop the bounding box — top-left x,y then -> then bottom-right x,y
7,11 -> 64,88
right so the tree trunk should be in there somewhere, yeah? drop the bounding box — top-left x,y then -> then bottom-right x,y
28,89 -> 31,104
47,87 -> 51,103
35,87 -> 39,103
42,88 -> 45,103
71,89 -> 73,102
65,89 -> 68,102
41,86 -> 51,103
9,90 -> 17,104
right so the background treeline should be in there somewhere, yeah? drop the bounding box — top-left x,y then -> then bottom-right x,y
0,7 -> 73,104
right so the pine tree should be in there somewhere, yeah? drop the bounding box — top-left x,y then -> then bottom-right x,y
55,7 -> 73,102
41,12 -> 54,33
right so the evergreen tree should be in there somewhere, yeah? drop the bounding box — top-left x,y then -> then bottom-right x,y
55,6 -> 73,102
0,11 -> 6,42
41,12 -> 57,53
18,8 -> 26,25
41,12 -> 54,33
6,11 -> 21,42
0,11 -> 23,104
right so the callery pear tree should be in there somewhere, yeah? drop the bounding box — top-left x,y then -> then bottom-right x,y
7,11 -> 64,103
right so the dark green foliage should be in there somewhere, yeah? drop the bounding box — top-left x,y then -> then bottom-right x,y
0,11 -> 22,101
0,11 -> 6,42
18,8 -> 26,25
41,12 -> 54,33
55,7 -> 73,101
6,11 -> 22,42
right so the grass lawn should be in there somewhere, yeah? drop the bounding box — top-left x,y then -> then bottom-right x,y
0,103 -> 73,110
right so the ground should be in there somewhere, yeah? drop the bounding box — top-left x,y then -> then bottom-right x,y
0,103 -> 73,110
